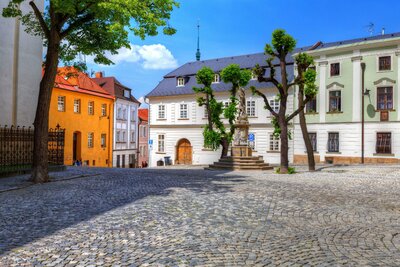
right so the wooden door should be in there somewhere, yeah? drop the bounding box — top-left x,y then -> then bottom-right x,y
177,139 -> 192,165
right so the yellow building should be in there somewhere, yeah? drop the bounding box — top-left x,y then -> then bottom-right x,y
49,67 -> 114,167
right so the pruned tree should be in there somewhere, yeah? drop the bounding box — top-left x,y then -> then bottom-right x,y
3,0 -> 179,183
295,53 -> 317,171
251,29 -> 317,173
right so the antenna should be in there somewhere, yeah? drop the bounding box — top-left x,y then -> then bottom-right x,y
366,22 -> 375,36
196,20 -> 201,61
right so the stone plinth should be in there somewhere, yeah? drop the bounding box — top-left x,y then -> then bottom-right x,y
232,146 -> 252,157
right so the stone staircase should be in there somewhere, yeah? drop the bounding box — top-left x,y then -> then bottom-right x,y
207,155 -> 273,171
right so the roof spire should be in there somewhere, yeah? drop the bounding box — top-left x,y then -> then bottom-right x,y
196,20 -> 201,61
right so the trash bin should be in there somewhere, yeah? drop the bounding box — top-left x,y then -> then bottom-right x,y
164,156 -> 172,166
157,159 -> 164,166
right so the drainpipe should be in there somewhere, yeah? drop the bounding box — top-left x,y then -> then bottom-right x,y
12,16 -> 20,125
361,62 -> 366,164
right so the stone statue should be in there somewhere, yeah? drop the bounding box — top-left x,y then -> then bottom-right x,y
237,87 -> 248,123
233,87 -> 249,146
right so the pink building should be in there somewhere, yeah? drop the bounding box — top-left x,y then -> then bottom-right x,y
138,109 -> 149,167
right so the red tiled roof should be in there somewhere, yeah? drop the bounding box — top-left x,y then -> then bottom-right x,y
92,76 -> 141,104
138,109 -> 148,121
55,67 -> 114,99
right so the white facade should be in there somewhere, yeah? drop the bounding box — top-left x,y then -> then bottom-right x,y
113,98 -> 139,167
0,1 -> 44,126
148,89 -> 295,167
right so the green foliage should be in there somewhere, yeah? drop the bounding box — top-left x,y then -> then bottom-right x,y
271,116 -> 292,140
270,29 -> 296,55
203,126 -> 221,150
3,0 -> 179,66
304,68 -> 317,98
221,64 -> 252,87
275,167 -> 296,174
195,67 -> 214,89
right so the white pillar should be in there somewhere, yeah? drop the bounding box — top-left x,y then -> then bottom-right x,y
351,55 -> 362,122
319,60 -> 328,123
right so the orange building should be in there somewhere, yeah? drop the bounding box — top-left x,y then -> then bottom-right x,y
49,67 -> 114,167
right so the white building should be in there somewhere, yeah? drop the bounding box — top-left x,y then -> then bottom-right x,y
0,0 -> 44,126
93,73 -> 140,168
146,54 -> 295,167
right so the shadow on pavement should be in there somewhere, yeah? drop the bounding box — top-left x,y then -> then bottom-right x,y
0,167 -> 246,255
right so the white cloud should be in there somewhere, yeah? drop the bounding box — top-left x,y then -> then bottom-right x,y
88,44 -> 178,70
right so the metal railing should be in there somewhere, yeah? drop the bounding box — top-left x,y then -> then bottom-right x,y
0,124 -> 65,175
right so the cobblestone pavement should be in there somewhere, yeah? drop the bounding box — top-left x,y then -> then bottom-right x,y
0,165 -> 399,266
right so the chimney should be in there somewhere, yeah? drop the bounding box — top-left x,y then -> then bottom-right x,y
95,71 -> 103,78
382,27 -> 385,35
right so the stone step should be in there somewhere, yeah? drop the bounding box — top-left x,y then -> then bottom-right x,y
219,158 -> 266,164
222,156 -> 263,160
212,162 -> 270,167
207,165 -> 274,171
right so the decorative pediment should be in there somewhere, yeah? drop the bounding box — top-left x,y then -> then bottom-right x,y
326,82 -> 344,90
373,77 -> 396,86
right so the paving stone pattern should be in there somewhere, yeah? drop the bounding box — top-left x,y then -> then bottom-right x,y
0,166 -> 399,266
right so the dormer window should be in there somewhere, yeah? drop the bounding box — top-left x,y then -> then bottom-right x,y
213,74 -> 220,83
251,72 -> 257,80
124,89 -> 130,98
177,77 -> 185,87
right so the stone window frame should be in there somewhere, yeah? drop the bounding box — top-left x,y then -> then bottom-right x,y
246,99 -> 256,117
158,104 -> 166,119
376,54 -> 393,72
269,134 -> 280,152
179,103 -> 188,119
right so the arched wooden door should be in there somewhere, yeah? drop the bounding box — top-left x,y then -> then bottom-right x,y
176,139 -> 192,165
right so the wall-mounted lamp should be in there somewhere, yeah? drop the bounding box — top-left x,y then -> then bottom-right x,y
363,88 -> 370,96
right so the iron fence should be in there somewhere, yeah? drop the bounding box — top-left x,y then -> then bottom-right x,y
0,124 -> 65,174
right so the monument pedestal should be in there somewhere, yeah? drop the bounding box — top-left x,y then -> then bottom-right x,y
231,146 -> 252,157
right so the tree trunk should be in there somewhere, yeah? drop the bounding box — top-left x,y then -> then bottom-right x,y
299,110 -> 315,171
220,137 -> 229,158
30,32 -> 60,183
279,115 -> 289,174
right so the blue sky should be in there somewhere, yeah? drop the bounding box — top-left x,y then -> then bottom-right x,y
86,0 -> 400,102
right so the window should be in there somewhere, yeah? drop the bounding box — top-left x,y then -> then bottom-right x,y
309,133 -> 317,152
377,87 -> 393,110
269,134 -> 280,151
57,96 -> 65,112
101,134 -> 106,148
158,134 -> 165,152
122,108 -> 127,120
329,91 -> 341,112
177,77 -> 185,86
131,131 -> 135,143
251,72 -> 257,80
180,103 -> 188,119
116,155 -> 120,168
116,131 -> 121,142
330,63 -> 340,76
328,132 -> 339,152
124,89 -> 130,98
88,132 -> 94,148
269,98 -> 280,114
140,125 -> 146,137
74,99 -> 81,113
306,97 -> 317,113
131,108 -> 136,122
224,102 -> 229,109
122,131 -> 126,142
246,100 -> 256,117
88,101 -> 94,115
158,105 -> 166,119
376,133 -> 391,154
117,108 -> 122,120
379,56 -> 391,71
101,104 -> 107,116
213,74 -> 220,83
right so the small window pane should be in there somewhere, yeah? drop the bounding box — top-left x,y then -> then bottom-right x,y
328,132 -> 339,152
379,56 -> 391,71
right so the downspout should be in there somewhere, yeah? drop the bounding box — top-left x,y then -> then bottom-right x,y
361,62 -> 366,164
12,16 -> 20,125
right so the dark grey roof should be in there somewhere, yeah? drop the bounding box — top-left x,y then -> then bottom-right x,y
147,32 -> 400,98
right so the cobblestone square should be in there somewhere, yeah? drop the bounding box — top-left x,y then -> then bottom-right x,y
0,165 -> 399,266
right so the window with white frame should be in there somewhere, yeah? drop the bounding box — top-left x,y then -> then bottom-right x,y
74,99 -> 81,113
328,132 -> 339,152
116,131 -> 121,142
131,108 -> 136,122
158,105 -> 166,119
177,77 -> 185,86
330,62 -> 340,76
141,125 -> 146,137
88,101 -> 94,115
122,131 -> 126,142
58,96 -> 65,112
101,104 -> 107,116
269,134 -> 280,151
378,56 -> 391,71
251,71 -> 257,80
180,103 -> 188,119
101,134 -> 106,148
124,89 -> 130,98
269,98 -> 280,114
213,74 -> 220,83
130,131 -> 135,143
88,132 -> 94,148
117,108 -> 122,119
246,100 -> 256,117
122,108 -> 127,120
158,134 -> 165,152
